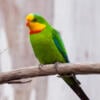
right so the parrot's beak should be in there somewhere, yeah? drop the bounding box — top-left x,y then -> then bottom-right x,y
26,21 -> 30,26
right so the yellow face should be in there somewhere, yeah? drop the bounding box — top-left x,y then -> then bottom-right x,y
26,13 -> 46,33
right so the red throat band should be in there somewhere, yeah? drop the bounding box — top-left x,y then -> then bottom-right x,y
29,30 -> 42,34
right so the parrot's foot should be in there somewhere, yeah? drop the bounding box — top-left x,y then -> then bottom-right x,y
38,64 -> 48,73
39,63 -> 43,68
38,64 -> 44,71
54,62 -> 62,76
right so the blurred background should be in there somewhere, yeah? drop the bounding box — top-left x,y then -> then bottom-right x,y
0,0 -> 100,100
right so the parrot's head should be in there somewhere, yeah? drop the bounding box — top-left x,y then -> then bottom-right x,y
26,13 -> 49,34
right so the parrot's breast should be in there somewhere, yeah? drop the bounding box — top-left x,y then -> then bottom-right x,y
30,32 -> 66,64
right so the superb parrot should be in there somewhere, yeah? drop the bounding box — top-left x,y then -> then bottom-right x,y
26,13 -> 89,100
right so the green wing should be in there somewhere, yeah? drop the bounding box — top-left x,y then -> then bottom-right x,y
52,29 -> 69,62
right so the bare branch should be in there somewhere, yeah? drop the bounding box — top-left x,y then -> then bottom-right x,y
0,63 -> 100,84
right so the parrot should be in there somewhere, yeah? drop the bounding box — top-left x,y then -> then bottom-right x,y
25,13 -> 89,100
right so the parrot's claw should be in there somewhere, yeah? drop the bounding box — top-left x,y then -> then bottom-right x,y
38,64 -> 44,69
38,64 -> 48,73
54,62 -> 62,75
38,64 -> 45,72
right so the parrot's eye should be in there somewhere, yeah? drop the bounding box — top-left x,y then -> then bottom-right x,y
33,18 -> 37,22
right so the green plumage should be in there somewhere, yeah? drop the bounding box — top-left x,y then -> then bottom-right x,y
30,27 -> 66,64
26,13 -> 89,100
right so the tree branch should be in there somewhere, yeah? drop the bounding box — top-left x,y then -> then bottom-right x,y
0,63 -> 100,84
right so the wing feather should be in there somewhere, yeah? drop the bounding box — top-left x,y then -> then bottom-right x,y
52,29 -> 69,62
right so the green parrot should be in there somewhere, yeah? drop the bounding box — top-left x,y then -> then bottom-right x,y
26,13 -> 89,100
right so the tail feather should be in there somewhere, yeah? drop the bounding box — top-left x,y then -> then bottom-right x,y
61,75 -> 89,100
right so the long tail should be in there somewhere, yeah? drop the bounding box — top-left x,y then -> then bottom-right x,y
61,75 -> 89,100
